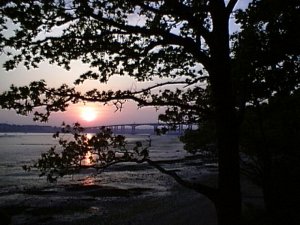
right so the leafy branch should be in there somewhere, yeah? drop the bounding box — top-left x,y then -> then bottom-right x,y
23,123 -> 217,202
0,79 -> 211,123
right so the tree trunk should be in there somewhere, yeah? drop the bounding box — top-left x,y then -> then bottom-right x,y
211,60 -> 241,225
209,3 -> 242,225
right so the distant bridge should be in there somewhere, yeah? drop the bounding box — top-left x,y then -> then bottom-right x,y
88,123 -> 196,134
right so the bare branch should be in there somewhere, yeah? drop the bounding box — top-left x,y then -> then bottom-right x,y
226,0 -> 239,15
145,159 -> 217,202
130,81 -> 189,95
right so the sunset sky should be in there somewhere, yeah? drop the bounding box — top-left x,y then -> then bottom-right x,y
0,1 -> 250,127
0,59 -> 164,126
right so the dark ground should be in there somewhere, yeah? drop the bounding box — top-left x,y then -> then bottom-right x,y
0,183 -> 217,225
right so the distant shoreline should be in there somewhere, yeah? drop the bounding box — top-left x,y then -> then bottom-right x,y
0,123 -> 60,133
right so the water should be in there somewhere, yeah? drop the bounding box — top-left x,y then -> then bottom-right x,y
0,133 -> 60,192
0,133 -> 198,195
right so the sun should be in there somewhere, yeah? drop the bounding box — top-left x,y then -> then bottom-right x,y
80,106 -> 98,122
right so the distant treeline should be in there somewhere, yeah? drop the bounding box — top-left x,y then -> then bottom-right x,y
0,123 -> 61,133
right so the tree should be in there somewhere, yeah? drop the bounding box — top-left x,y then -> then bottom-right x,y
0,1 -> 241,224
168,0 -> 300,223
239,92 -> 300,224
231,0 -> 300,223
232,0 -> 300,107
172,0 -> 300,223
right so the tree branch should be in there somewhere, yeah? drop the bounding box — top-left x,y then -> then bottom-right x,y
88,12 -> 210,68
130,81 -> 189,95
136,1 -> 211,43
145,158 -> 217,202
79,90 -> 200,111
226,0 -> 239,15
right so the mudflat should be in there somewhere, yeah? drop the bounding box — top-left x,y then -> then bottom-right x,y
0,180 -> 217,225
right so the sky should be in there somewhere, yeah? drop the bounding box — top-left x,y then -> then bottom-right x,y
0,59 -> 164,126
0,0 -> 251,127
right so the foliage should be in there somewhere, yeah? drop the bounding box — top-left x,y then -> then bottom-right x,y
180,121 -> 217,160
239,91 -> 300,224
0,0 -> 226,124
230,0 -> 300,184
24,123 -> 149,182
232,0 -> 300,106
0,1 -> 242,224
240,90 -> 300,175
175,2 -> 300,221
230,2 -> 300,223
1,1 -> 299,223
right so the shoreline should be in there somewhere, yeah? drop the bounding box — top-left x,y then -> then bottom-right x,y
0,133 -> 265,225
0,172 -> 265,225
0,178 -> 218,225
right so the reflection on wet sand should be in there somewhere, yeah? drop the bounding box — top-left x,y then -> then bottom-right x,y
82,176 -> 95,186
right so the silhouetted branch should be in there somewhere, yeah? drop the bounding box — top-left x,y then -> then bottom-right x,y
88,13 -> 210,67
130,81 -> 189,94
226,0 -> 239,15
145,158 -> 217,202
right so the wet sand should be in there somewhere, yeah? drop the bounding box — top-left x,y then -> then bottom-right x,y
0,178 -> 217,225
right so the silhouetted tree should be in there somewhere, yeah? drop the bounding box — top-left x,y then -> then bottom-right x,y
0,1 -> 242,224
232,1 -> 300,223
181,1 -> 300,223
240,92 -> 300,224
232,0 -> 300,108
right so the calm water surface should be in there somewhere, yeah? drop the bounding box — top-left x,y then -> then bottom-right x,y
0,133 -> 189,195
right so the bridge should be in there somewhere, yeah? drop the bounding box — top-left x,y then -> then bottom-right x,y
88,123 -> 196,134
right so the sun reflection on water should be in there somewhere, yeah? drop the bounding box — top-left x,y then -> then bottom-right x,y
82,150 -> 93,166
82,133 -> 95,166
81,133 -> 97,186
86,133 -> 93,139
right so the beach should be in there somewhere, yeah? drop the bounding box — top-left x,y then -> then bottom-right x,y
0,133 -> 220,225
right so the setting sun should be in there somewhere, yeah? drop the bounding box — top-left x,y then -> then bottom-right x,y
80,106 -> 98,122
